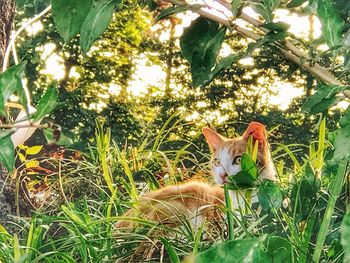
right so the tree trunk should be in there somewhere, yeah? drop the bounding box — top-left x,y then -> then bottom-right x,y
0,0 -> 15,67
0,0 -> 16,228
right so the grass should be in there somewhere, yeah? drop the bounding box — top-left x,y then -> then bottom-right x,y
0,119 -> 349,262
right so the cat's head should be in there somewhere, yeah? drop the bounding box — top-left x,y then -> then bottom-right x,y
203,122 -> 276,185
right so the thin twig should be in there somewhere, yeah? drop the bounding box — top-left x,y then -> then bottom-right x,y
0,123 -> 51,129
2,5 -> 52,72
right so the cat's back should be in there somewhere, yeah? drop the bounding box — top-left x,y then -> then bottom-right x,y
143,180 -> 224,204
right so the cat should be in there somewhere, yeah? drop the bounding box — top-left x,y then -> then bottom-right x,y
115,122 -> 277,229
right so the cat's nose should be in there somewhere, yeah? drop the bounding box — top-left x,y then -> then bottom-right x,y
220,172 -> 228,183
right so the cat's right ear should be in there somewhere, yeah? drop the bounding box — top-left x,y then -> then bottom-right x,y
202,127 -> 225,152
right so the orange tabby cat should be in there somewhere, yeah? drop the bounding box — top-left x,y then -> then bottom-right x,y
115,122 -> 276,229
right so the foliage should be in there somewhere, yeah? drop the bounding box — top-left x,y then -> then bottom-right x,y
0,0 -> 350,262
0,120 -> 348,262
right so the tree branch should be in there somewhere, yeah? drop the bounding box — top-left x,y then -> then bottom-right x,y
216,0 -> 350,98
162,0 -> 350,99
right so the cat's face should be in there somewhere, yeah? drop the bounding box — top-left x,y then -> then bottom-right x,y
203,122 -> 275,185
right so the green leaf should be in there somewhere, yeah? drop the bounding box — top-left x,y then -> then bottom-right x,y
302,84 -> 348,114
193,236 -> 270,263
231,0 -> 241,17
265,236 -> 293,262
32,84 -> 58,122
250,0 -> 280,21
203,52 -> 245,87
334,0 -> 350,21
257,180 -> 283,210
341,213 -> 350,263
339,105 -> 350,127
155,6 -> 188,22
227,171 -> 256,190
0,129 -> 14,140
80,0 -> 116,54
227,153 -> 258,189
286,0 -> 306,8
262,22 -> 290,32
52,0 -> 93,42
268,0 -> 281,10
344,52 -> 350,69
0,135 -> 15,172
332,107 -> 350,161
241,153 -> 258,178
250,2 -> 272,22
180,17 -> 226,87
317,0 -> 345,48
0,63 -> 27,117
195,21 -> 286,87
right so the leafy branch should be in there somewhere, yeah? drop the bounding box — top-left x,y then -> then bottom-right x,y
160,0 -> 350,99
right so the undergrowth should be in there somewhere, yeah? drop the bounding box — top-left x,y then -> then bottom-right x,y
0,119 -> 349,263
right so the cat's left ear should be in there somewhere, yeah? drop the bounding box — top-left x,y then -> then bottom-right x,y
202,127 -> 225,152
242,122 -> 267,149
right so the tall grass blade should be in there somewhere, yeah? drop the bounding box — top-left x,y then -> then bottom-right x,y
315,118 -> 326,179
114,145 -> 138,202
312,160 -> 349,263
13,234 -> 21,262
160,237 -> 181,263
95,120 -> 114,193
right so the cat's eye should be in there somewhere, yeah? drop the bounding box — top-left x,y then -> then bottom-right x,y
213,158 -> 221,167
233,155 -> 242,165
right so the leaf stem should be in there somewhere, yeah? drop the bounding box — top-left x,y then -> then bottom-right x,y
224,184 -> 234,240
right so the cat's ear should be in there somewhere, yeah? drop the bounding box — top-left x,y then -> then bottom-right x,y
202,127 -> 225,151
242,122 -> 267,149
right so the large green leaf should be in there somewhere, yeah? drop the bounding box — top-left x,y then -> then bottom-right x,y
193,236 -> 270,263
32,84 -> 58,122
80,0 -> 117,54
0,129 -> 14,140
52,0 -> 93,42
201,28 -> 287,87
202,52 -> 244,87
180,17 -> 226,87
0,63 -> 26,117
332,105 -> 350,162
227,171 -> 256,190
257,180 -> 283,210
317,0 -> 345,48
241,153 -> 258,178
0,135 -> 15,172
302,84 -> 348,114
265,236 -> 293,262
341,213 -> 350,263
227,153 -> 258,190
334,0 -> 350,21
